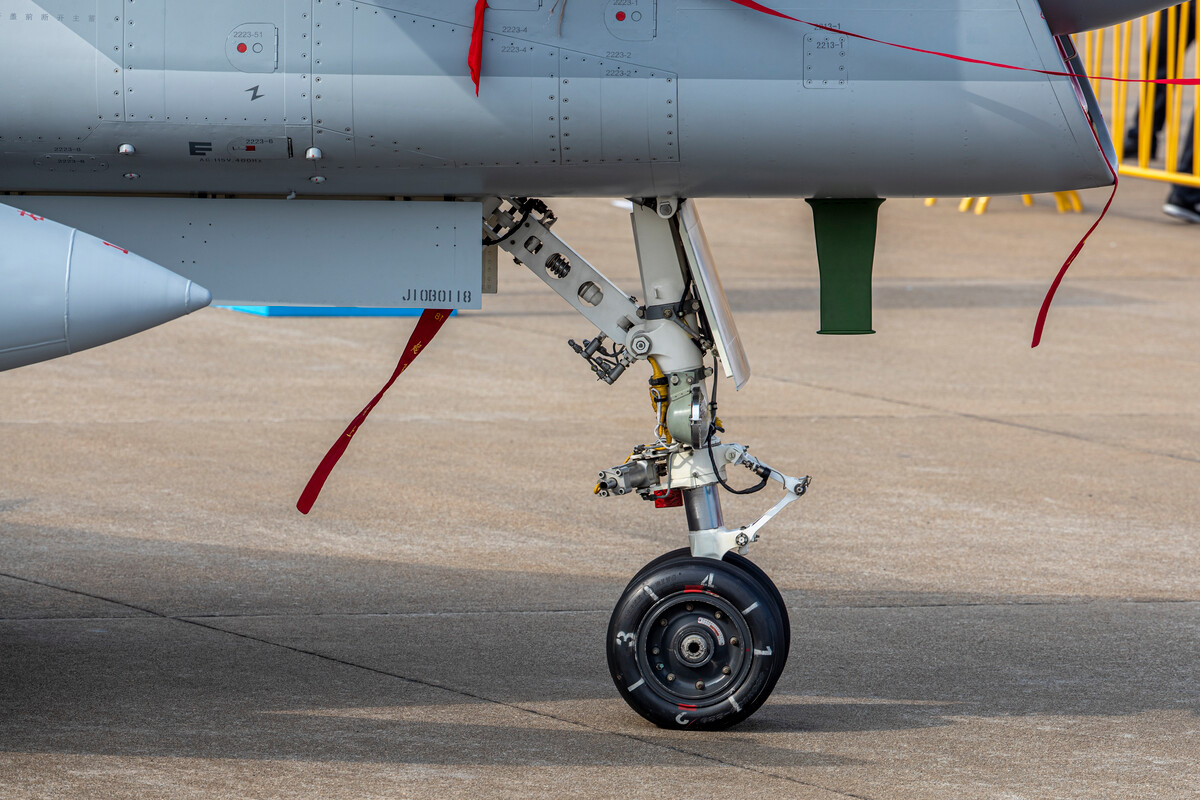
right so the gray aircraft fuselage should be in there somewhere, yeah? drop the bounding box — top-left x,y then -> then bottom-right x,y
2,0 -> 1122,200
0,0 -> 1173,366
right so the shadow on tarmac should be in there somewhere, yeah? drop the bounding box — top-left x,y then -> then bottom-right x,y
2,520 -> 1196,766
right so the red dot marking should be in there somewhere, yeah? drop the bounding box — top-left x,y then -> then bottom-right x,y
237,42 -> 247,53
616,11 -> 626,21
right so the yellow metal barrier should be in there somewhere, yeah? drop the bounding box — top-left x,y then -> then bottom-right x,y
924,192 -> 1083,214
1078,3 -> 1200,188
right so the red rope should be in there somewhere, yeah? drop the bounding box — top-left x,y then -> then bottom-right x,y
297,309 -> 453,514
1031,136 -> 1119,348
469,0 -> 488,96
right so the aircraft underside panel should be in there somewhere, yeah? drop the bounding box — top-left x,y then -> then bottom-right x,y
14,196 -> 485,308
0,0 -> 1115,198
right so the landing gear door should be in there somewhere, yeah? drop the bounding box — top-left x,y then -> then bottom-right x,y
678,200 -> 751,390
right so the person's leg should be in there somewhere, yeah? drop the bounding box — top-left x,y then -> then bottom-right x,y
1125,8 -> 1191,160
1163,120 -> 1200,219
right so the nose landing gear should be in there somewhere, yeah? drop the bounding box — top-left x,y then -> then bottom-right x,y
486,196 -> 808,729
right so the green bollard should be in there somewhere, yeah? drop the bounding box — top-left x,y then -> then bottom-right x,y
805,198 -> 885,335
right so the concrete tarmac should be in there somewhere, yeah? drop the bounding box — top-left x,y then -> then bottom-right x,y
1,180 -> 1198,799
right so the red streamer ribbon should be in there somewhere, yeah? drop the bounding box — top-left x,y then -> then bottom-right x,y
297,309 -> 453,514
469,0 -> 488,96
1031,132 -> 1119,347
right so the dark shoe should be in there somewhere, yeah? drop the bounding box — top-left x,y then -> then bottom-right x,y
1162,200 -> 1200,223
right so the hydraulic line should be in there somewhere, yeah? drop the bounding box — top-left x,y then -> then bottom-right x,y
648,357 -> 673,444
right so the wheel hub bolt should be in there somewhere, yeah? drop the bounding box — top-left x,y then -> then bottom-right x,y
715,611 -> 722,619
652,647 -> 660,655
656,663 -> 664,671
722,665 -> 732,675
660,618 -> 668,627
730,637 -> 740,647
696,680 -> 705,690
667,673 -> 676,682
686,604 -> 694,612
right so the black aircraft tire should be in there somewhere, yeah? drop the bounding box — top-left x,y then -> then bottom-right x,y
618,547 -> 692,594
723,551 -> 791,659
620,548 -> 791,659
607,555 -> 788,730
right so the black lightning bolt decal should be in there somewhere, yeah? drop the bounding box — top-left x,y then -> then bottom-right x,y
246,85 -> 264,101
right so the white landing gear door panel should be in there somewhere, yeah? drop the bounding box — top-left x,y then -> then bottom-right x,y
678,200 -> 750,390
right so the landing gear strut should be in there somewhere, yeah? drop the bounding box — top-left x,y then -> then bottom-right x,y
484,196 -> 810,729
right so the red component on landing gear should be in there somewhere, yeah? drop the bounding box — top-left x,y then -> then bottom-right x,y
653,489 -> 684,508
